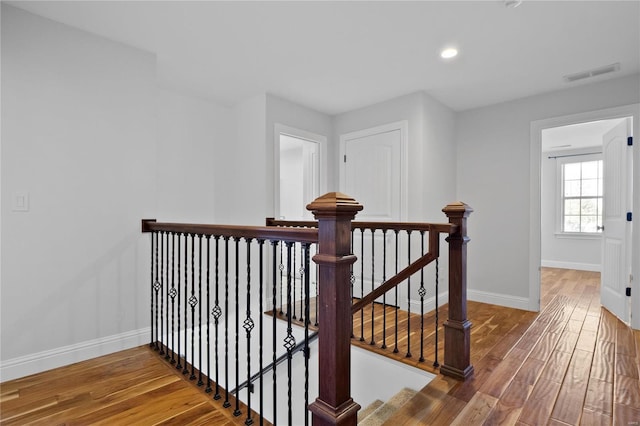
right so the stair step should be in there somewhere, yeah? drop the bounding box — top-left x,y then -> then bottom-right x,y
358,400 -> 384,423
358,387 -> 417,425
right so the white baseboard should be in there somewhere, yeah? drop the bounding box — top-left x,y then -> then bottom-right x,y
468,289 -> 530,311
408,292 -> 449,313
0,327 -> 150,382
541,260 -> 601,272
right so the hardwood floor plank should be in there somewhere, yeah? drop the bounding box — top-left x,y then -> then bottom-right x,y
614,375 -> 640,408
583,378 -> 613,415
517,380 -> 562,426
483,379 -> 532,425
449,391 -> 497,425
550,349 -> 594,424
579,408 -> 612,426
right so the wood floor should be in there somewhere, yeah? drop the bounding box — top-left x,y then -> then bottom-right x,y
1,268 -> 638,425
384,268 -> 640,425
0,346 -> 254,425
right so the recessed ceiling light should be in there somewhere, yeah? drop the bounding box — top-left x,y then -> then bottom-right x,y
440,48 -> 458,59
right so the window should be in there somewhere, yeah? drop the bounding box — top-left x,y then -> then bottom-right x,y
561,158 -> 603,233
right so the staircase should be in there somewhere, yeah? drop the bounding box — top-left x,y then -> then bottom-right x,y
358,388 -> 418,425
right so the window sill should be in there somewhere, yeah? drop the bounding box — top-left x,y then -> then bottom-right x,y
554,232 -> 602,240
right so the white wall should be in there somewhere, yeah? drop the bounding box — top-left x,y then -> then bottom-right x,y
157,88 -> 233,223
456,74 -> 640,309
1,5 -> 156,374
541,148 -> 601,272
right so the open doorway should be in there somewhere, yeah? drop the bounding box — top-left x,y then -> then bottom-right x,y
274,124 -> 326,220
531,106 -> 635,325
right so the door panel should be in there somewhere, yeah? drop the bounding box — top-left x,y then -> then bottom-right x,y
601,119 -> 632,323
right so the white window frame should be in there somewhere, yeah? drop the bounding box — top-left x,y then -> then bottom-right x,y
555,153 -> 603,239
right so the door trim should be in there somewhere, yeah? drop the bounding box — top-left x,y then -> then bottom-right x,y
339,120 -> 409,221
530,104 -> 639,324
274,123 -> 327,219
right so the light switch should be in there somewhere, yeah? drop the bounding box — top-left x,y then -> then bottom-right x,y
13,191 -> 30,212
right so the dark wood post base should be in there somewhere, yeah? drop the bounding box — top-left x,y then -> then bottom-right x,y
441,319 -> 474,380
308,398 -> 361,426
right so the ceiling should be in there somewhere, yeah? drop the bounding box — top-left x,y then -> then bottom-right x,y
542,118 -> 626,151
7,1 -> 640,115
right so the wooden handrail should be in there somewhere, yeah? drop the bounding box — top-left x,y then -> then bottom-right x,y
142,219 -> 318,244
266,217 -> 457,234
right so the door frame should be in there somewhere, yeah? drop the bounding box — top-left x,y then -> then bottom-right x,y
529,104 -> 639,328
339,120 -> 409,221
274,123 -> 327,219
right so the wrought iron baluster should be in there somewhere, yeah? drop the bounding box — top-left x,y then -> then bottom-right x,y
189,234 -> 197,379
151,231 -> 158,349
223,236 -> 231,408
271,241 -> 279,424
406,230 -> 412,358
183,234 -> 189,375
381,229 -> 387,350
197,235 -> 203,385
359,228 -> 365,342
234,238 -> 241,417
165,232 -> 170,360
350,229 -> 355,338
213,236 -> 222,400
279,243 -> 284,315
419,231 -> 426,363
315,243 -> 319,327
393,230 -> 399,354
292,243 -> 297,320
258,239 -> 265,426
284,242 -> 295,426
176,234 -> 183,371
156,232 -> 162,355
205,235 -> 212,392
303,243 -> 311,426
370,228 -> 375,345
170,232 -> 177,364
243,238 -> 254,426
434,258 -> 440,368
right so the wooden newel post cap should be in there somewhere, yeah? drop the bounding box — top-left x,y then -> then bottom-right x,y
442,202 -> 473,218
307,192 -> 363,218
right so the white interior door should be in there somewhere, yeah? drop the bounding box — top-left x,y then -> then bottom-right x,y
341,127 -> 402,221
601,118 -> 633,323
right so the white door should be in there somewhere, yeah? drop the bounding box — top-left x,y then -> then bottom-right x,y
340,124 -> 404,300
341,127 -> 402,221
601,118 -> 633,323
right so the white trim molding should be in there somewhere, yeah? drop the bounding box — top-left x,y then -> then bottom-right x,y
541,260 -> 601,272
468,289 -> 530,311
0,327 -> 150,382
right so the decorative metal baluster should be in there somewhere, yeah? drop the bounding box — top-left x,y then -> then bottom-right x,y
165,232 -> 170,360
243,238 -> 254,425
292,243 -> 297,320
434,258 -> 440,368
315,243 -> 319,327
156,232 -> 162,355
205,235 -> 212,392
151,231 -> 158,349
197,235 -> 204,385
258,239 -> 265,426
393,230 -> 399,354
359,228 -> 365,342
223,237 -> 231,408
284,242 -> 296,426
381,229 -> 388,350
183,234 -> 189,375
350,229 -> 355,338
234,238 -> 241,417
190,234 -> 198,379
370,228 -> 375,345
419,231 -> 426,363
298,247 -> 305,324
406,231 -> 412,358
303,243 -> 311,426
279,243 -> 284,315
170,232 -> 177,364
176,234 -> 183,371
213,236 -> 222,400
271,241 -> 279,423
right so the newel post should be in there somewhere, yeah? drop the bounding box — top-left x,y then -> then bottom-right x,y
307,192 -> 362,426
441,202 -> 475,380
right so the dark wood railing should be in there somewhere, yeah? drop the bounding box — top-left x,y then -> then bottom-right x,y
142,193 -> 472,426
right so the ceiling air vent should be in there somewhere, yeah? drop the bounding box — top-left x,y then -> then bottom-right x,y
563,63 -> 620,83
